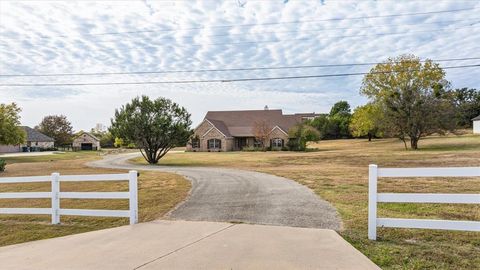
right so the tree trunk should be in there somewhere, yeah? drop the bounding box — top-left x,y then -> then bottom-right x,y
400,137 -> 408,150
368,133 -> 372,142
410,137 -> 419,150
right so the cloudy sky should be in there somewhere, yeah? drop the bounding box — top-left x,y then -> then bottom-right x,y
1,0 -> 479,131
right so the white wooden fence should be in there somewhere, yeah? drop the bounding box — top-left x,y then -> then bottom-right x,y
368,164 -> 480,240
0,171 -> 138,225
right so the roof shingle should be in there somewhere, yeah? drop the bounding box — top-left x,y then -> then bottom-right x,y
203,109 -> 319,137
21,126 -> 55,142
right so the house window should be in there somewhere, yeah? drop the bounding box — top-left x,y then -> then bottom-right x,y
253,139 -> 263,148
207,139 -> 221,149
191,138 -> 200,148
271,138 -> 284,148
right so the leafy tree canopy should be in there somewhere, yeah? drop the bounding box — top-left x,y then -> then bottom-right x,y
329,100 -> 351,117
0,103 -> 26,145
110,96 -> 192,164
360,54 -> 455,150
349,103 -> 383,141
36,115 -> 74,146
448,88 -> 480,128
309,101 -> 352,139
288,123 -> 320,151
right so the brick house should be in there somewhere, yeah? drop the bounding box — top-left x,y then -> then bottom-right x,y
0,126 -> 54,153
186,109 -> 319,152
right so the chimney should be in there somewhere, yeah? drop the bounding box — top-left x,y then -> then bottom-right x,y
264,105 -> 269,110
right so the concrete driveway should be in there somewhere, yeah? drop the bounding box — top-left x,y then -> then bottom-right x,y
0,151 -> 63,157
0,220 -> 380,270
89,153 -> 341,230
0,153 -> 380,269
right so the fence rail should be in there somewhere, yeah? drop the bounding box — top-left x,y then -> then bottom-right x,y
368,164 -> 480,240
0,171 -> 138,225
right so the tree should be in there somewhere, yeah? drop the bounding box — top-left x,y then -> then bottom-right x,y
448,88 -> 480,128
36,115 -> 74,146
114,137 -> 124,148
252,120 -> 271,150
90,128 -> 115,148
360,54 -> 455,150
349,103 -> 383,141
308,114 -> 329,139
329,100 -> 351,116
308,101 -> 352,139
288,123 -> 320,151
110,96 -> 192,164
0,103 -> 25,145
328,101 -> 352,139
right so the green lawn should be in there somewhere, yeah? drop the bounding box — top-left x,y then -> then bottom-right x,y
133,134 -> 480,270
0,151 -> 190,247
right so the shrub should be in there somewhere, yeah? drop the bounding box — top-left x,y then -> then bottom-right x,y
0,159 -> 6,172
242,146 -> 263,152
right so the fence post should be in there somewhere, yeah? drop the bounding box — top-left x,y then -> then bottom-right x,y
51,172 -> 60,225
129,170 -> 138,225
368,164 -> 378,240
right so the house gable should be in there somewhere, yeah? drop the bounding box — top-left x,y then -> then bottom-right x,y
202,123 -> 228,138
269,125 -> 289,137
193,119 -> 215,137
74,132 -> 99,143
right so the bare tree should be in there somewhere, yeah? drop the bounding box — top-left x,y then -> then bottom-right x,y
252,120 -> 272,151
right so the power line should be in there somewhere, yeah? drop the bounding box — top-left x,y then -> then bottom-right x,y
1,23 -> 476,55
1,6 -> 477,40
158,24 -> 478,48
36,18 -> 480,45
0,64 -> 477,87
3,17 -> 477,45
1,57 -> 479,77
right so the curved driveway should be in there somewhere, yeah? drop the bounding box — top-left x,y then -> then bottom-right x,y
89,153 -> 341,230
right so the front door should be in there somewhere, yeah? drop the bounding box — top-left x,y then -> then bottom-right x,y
235,138 -> 247,150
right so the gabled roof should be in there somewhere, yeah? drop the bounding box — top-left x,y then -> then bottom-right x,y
202,109 -> 319,137
473,115 -> 480,121
21,126 -> 55,142
206,119 -> 231,137
74,132 -> 100,142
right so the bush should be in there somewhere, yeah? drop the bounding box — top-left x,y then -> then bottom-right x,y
287,139 -> 302,151
0,159 -> 6,172
242,146 -> 263,152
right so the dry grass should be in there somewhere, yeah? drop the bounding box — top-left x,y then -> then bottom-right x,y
0,151 -> 190,247
134,134 -> 480,270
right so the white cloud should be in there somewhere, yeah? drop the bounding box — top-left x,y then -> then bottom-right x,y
0,0 -> 479,130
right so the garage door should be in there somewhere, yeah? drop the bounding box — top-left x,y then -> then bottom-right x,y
81,143 -> 93,150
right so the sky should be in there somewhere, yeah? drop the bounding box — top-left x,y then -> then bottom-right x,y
0,0 -> 479,131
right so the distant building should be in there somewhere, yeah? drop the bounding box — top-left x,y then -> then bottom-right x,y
93,123 -> 106,133
72,132 -> 101,151
473,115 -> 480,134
187,109 -> 320,152
0,126 -> 54,153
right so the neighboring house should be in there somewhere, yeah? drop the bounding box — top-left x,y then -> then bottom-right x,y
72,132 -> 101,151
473,115 -> 480,134
0,126 -> 55,153
187,109 -> 320,152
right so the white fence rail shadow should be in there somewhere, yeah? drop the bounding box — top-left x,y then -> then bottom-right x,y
0,171 -> 138,225
368,165 -> 480,240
